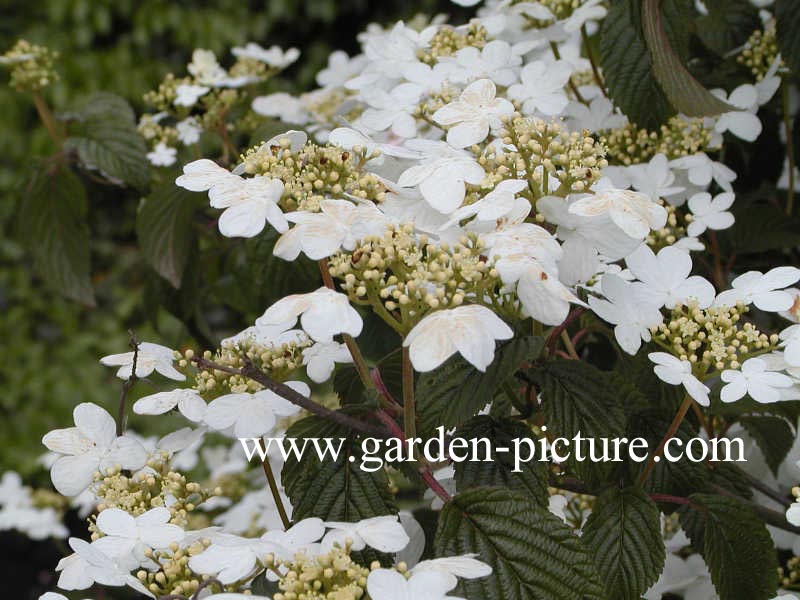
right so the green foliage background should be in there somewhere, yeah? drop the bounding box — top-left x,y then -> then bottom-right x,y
0,0 -> 455,479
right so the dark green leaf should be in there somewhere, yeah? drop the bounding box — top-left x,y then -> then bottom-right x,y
453,416 -> 549,506
416,336 -> 544,435
686,493 -> 778,600
776,0 -> 800,75
718,204 -> 800,254
642,0 -> 735,118
740,415 -> 795,475
281,414 -> 397,522
582,486 -> 665,600
696,0 -> 760,56
18,166 -> 94,306
434,487 -> 604,600
137,184 -> 203,288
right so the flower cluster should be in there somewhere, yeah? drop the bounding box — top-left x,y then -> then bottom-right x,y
0,39 -> 59,92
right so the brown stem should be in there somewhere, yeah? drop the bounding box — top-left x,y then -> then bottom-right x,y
650,493 -> 691,506
638,393 -> 694,485
32,93 -> 62,145
402,346 -> 416,442
546,307 -> 585,355
192,356 -> 388,437
709,483 -> 800,535
581,25 -> 607,96
560,329 -> 579,359
261,444 -> 291,529
116,330 -> 139,437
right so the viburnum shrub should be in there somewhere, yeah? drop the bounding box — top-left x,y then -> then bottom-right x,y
7,0 -> 800,599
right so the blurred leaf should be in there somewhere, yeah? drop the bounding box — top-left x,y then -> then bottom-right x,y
776,0 -> 800,75
18,165 -> 94,306
740,415 -> 795,475
718,204 -> 800,254
696,0 -> 760,56
137,183 -> 203,288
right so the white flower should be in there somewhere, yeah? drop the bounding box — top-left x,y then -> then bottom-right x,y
0,505 -> 68,540
644,553 -> 715,600
670,152 -> 736,192
322,516 -> 410,553
302,341 -> 352,383
564,96 -> 626,131
432,79 -> 514,148
686,192 -> 735,237
100,341 -> 184,380
588,274 -> 664,354
781,324 -> 800,366
0,471 -> 29,508
174,83 -> 210,107
176,117 -> 202,145
176,159 -> 289,237
714,267 -> 800,311
410,554 -> 492,588
627,154 -> 684,202
257,287 -> 363,343
328,127 -> 421,164
221,317 -> 307,348
403,305 -> 513,372
440,40 -> 522,86
204,383 -> 306,438
787,502 -> 800,527
720,357 -> 794,404
260,517 -> 326,560
397,139 -> 485,213
508,60 -> 572,116
133,388 -> 207,422
232,43 -> 300,68
440,179 -> 529,230
316,50 -> 366,87
188,533 -> 282,584
56,537 -> 152,597
359,82 -> 422,138
274,198 -> 390,261
188,49 -> 227,83
42,403 -> 148,496
95,507 -> 184,567
146,142 -> 176,167
569,188 -> 667,241
625,245 -> 716,309
367,568 -> 464,600
648,352 -> 710,406
712,84 -> 762,142
251,92 -> 310,124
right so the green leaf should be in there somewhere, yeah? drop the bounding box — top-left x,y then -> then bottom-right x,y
529,359 -> 627,482
434,487 -> 604,600
695,0 -> 760,56
453,416 -> 549,506
718,204 -> 800,254
334,349 -> 401,407
281,414 -> 397,522
581,486 -> 665,600
18,166 -> 94,306
642,0 -> 735,118
137,184 -> 203,288
686,493 -> 778,600
776,0 -> 800,75
416,336 -> 544,435
740,415 -> 795,475
599,0 -> 676,128
64,92 -> 150,190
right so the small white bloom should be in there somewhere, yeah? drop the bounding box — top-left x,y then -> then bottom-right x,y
100,341 -> 184,381
625,245 -> 715,309
251,92 -> 310,124
787,502 -> 800,527
257,287 -> 363,343
781,324 -> 800,366
670,152 -> 736,192
261,517 -> 326,560
714,267 -> 800,311
648,352 -> 710,406
403,305 -> 513,372
440,40 -> 522,86
440,179 -> 529,230
56,537 -> 152,596
133,388 -> 207,422
147,142 -> 177,167
686,192 -> 735,237
232,43 -> 300,68
367,568 -> 463,600
174,83 -> 210,107
508,60 -> 572,116
95,506 -> 184,567
328,127 -> 421,164
204,383 -> 306,438
359,82 -> 423,139
569,188 -> 667,241
564,96 -> 626,131
432,78 -> 514,148
188,533 -> 282,584
720,358 -> 794,404
302,341 -> 352,383
42,403 -> 148,496
627,154 -> 684,202
176,117 -> 202,145
410,554 -> 492,588
588,274 -> 664,354
176,159 -> 289,236
322,515 -> 410,553
712,84 -> 762,142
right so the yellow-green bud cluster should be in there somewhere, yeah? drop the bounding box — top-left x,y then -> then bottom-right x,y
646,203 -> 688,250
137,113 -> 179,147
191,338 -> 309,397
601,116 -> 716,165
518,0 -> 581,27
738,21 -> 782,81
303,87 -> 362,127
241,139 -> 386,212
143,74 -> 241,131
0,40 -> 59,92
273,542 -> 371,600
30,487 -> 69,511
651,301 -> 778,372
143,74 -> 183,112
93,453 -> 214,527
328,225 -> 503,331
493,115 -> 608,198
136,540 -> 212,597
415,85 -> 463,122
417,23 -> 489,65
